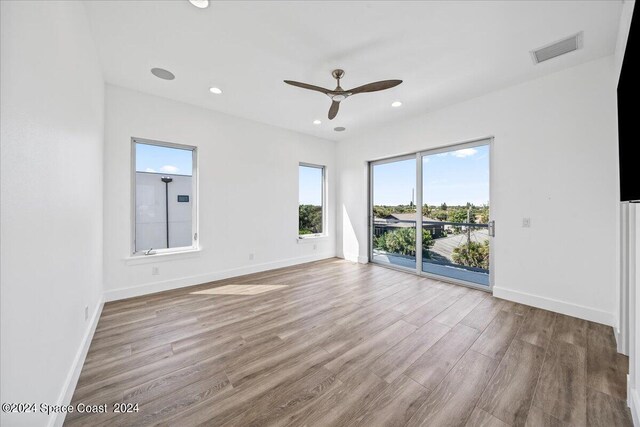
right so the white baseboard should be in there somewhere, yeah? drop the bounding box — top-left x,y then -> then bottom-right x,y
615,326 -> 629,356
341,253 -> 359,263
105,252 -> 336,302
629,382 -> 640,426
616,327 -> 622,353
51,298 -> 104,427
341,253 -> 369,264
493,286 -> 616,326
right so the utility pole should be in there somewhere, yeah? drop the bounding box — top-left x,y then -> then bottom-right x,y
467,207 -> 471,245
161,176 -> 173,248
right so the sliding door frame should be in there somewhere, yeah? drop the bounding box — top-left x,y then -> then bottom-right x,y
368,153 -> 418,274
368,136 -> 495,292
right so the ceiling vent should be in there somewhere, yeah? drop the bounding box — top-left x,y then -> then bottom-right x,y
531,32 -> 583,64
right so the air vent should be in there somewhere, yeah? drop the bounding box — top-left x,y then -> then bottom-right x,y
531,32 -> 583,64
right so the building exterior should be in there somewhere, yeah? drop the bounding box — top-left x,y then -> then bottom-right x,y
373,213 -> 445,237
135,172 -> 193,251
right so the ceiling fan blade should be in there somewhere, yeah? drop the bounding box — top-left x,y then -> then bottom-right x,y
328,101 -> 340,120
284,80 -> 332,94
348,79 -> 403,95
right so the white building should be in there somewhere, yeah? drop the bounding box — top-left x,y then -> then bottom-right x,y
135,172 -> 193,250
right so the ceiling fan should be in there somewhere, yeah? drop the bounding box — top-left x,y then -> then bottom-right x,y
284,69 -> 402,120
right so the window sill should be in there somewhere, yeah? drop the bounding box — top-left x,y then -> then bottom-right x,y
124,248 -> 201,265
297,235 -> 328,244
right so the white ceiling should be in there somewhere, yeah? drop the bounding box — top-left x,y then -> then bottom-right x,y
84,1 -> 622,141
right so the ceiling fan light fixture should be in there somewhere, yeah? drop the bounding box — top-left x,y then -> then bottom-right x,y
209,87 -> 222,94
391,101 -> 402,107
330,93 -> 348,102
189,0 -> 209,8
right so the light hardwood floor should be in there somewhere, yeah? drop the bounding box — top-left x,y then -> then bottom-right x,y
66,259 -> 632,426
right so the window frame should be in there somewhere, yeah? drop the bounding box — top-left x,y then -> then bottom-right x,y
130,137 -> 199,256
298,162 -> 327,239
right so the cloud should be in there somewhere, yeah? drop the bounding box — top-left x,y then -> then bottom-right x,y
145,167 -> 156,173
451,148 -> 478,158
160,165 -> 179,173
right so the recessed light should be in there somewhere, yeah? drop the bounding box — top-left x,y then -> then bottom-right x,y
391,101 -> 402,107
334,126 -> 346,132
313,120 -> 321,125
151,68 -> 175,80
189,0 -> 209,8
209,87 -> 222,94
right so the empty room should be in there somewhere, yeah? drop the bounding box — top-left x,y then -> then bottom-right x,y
2,0 -> 639,426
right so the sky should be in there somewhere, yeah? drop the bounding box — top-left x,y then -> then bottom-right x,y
373,145 -> 490,206
299,165 -> 323,205
136,143 -> 193,176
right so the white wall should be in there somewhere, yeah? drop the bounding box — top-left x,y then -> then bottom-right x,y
337,56 -> 619,326
614,0 -> 636,358
626,204 -> 639,424
614,1 -> 638,421
0,2 -> 104,426
615,0 -> 636,81
103,85 -> 336,300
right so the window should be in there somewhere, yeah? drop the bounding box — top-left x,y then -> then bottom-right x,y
132,138 -> 197,254
298,163 -> 325,237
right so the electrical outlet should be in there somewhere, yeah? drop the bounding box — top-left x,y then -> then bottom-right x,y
249,253 -> 254,260
152,266 -> 159,275
85,306 -> 89,321
522,218 -> 531,228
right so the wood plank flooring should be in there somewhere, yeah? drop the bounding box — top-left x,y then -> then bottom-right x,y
66,259 -> 632,426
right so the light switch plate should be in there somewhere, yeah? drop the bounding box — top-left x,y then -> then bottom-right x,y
522,218 -> 531,228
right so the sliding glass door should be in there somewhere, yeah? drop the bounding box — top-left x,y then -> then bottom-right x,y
370,156 -> 417,270
421,143 -> 491,286
369,139 -> 492,289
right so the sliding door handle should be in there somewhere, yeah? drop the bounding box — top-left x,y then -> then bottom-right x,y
488,220 -> 495,237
